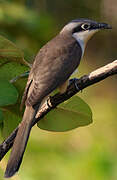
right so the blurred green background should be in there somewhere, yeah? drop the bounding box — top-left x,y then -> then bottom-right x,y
0,0 -> 117,180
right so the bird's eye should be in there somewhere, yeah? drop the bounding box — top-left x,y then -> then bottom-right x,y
81,23 -> 90,30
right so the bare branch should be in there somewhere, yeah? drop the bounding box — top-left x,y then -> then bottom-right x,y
0,60 -> 117,160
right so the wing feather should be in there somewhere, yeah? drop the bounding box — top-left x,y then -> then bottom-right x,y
24,34 -> 82,106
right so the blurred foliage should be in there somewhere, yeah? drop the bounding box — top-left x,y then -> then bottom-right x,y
0,80 -> 18,106
0,36 -> 29,137
0,0 -> 117,180
0,0 -> 55,60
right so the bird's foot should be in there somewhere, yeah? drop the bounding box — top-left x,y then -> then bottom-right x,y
69,78 -> 80,91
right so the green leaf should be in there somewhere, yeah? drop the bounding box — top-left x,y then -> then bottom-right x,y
0,62 -> 29,81
0,80 -> 18,107
0,35 -> 29,66
37,96 -> 93,132
1,109 -> 21,138
0,109 -> 4,123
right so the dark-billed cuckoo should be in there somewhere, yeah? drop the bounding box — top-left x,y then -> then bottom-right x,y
5,18 -> 111,178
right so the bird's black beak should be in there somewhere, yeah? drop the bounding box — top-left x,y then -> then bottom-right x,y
98,23 -> 112,29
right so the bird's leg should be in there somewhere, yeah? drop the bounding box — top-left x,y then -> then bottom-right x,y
59,80 -> 69,94
59,78 -> 81,94
69,78 -> 80,91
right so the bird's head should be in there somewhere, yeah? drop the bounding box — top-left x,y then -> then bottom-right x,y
60,18 -> 112,53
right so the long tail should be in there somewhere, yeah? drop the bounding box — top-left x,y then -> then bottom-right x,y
4,106 -> 37,178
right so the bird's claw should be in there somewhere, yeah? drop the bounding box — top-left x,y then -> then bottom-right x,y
69,78 -> 80,91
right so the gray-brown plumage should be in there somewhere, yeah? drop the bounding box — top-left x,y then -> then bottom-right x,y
4,19 -> 111,178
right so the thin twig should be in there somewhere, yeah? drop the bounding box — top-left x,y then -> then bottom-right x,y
0,60 -> 117,161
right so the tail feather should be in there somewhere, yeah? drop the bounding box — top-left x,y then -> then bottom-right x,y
4,106 -> 36,178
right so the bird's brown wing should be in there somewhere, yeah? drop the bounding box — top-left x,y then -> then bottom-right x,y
20,68 -> 33,110
26,34 -> 82,107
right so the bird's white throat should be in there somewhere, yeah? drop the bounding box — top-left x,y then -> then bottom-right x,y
72,29 -> 98,57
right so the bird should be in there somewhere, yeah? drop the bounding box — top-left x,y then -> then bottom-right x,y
4,18 -> 111,178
